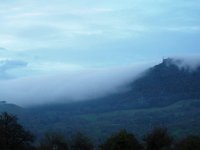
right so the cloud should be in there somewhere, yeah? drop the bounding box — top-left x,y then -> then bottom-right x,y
165,26 -> 200,33
1,0 -> 199,51
0,59 -> 28,79
0,56 -> 199,107
0,0 -> 199,84
0,59 -> 27,71
0,64 -> 150,106
0,47 -> 6,51
169,56 -> 200,71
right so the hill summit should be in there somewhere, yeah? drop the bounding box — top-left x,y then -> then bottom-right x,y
129,57 -> 200,108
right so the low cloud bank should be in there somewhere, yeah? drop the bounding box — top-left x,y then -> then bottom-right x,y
0,64 -> 151,106
1,56 -> 199,107
166,56 -> 200,71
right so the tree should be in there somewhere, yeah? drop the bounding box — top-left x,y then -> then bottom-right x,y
143,127 -> 173,150
39,132 -> 69,150
70,132 -> 94,150
100,130 -> 142,150
175,135 -> 200,150
0,112 -> 35,150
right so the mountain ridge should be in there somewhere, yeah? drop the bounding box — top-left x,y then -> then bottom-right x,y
28,58 -> 200,114
1,58 -> 200,141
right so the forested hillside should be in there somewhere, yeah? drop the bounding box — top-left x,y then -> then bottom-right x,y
1,58 -> 200,143
28,58 -> 200,114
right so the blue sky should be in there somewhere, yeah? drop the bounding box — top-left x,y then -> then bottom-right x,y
0,0 -> 200,78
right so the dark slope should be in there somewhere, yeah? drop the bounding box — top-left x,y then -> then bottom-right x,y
0,101 -> 24,115
128,58 -> 200,107
24,99 -> 200,142
31,58 -> 200,114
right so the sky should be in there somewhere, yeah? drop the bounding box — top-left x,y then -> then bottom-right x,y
0,0 -> 200,105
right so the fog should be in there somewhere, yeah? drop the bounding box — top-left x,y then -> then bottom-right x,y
1,56 -> 199,107
0,64 -> 152,106
169,56 -> 200,71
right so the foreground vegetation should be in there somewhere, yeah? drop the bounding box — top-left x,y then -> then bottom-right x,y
22,99 -> 200,142
0,112 -> 200,150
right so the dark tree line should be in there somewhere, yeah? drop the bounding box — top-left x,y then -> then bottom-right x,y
0,112 -> 34,150
0,112 -> 200,150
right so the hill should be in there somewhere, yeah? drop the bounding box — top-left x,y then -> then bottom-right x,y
0,101 -> 24,115
29,58 -> 200,114
2,58 -> 200,142
23,99 -> 200,142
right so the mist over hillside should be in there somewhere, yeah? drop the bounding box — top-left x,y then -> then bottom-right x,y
0,57 -> 200,142
41,57 -> 200,113
0,57 -> 200,107
0,63 -> 151,106
1,57 -> 200,142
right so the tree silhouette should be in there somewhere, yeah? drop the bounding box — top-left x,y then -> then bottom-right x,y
100,130 -> 142,150
175,135 -> 200,150
0,112 -> 34,150
70,132 -> 94,150
39,132 -> 69,150
144,127 -> 173,150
